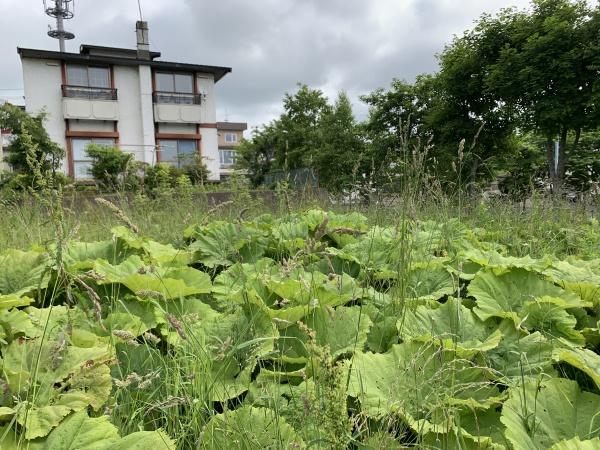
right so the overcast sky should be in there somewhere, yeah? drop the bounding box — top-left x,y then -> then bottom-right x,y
0,0 -> 532,131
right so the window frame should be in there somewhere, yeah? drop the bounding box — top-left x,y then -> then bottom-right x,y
66,64 -> 111,88
158,139 -> 199,169
154,72 -> 194,94
219,149 -> 237,167
153,72 -> 199,105
70,137 -> 116,180
224,133 -> 238,144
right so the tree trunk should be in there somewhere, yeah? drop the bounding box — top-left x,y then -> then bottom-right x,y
546,128 -> 570,195
469,156 -> 479,194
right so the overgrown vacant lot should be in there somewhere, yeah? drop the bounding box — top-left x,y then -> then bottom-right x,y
1,198 -> 599,449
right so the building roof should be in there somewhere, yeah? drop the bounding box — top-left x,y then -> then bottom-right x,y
79,44 -> 162,60
17,47 -> 232,83
217,122 -> 248,131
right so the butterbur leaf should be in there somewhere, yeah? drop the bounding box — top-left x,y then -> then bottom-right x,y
348,342 -> 502,432
399,297 -> 501,355
521,297 -> 585,345
277,306 -> 372,361
549,437 -> 600,450
201,406 -> 304,449
94,257 -> 211,299
41,410 -> 175,450
501,377 -> 600,450
42,410 -> 120,449
188,221 -> 266,268
401,265 -> 456,302
468,268 -> 587,322
543,259 -> 600,304
1,306 -> 113,439
0,249 -> 50,304
483,321 -> 556,379
552,342 -> 600,389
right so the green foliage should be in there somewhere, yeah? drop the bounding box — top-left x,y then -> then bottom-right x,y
0,104 -> 64,181
1,204 -> 600,448
86,144 -> 142,192
236,85 -> 364,191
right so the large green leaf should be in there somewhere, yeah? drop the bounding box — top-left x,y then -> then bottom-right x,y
0,250 -> 50,305
482,321 -> 556,379
552,342 -> 600,389
277,305 -> 372,362
175,303 -> 277,402
93,256 -> 211,299
501,377 -> 600,450
347,342 -> 502,432
399,297 -> 502,355
38,410 -> 175,450
201,406 -> 304,449
549,437 -> 600,450
2,306 -> 113,439
188,221 -> 266,268
468,268 -> 588,322
543,259 -> 600,305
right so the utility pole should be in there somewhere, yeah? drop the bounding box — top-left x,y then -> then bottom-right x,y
45,0 -> 75,52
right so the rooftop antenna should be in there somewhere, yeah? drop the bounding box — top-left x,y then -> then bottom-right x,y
44,0 -> 75,52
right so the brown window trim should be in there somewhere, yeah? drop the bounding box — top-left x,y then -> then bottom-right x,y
65,63 -> 113,87
66,130 -> 119,139
66,134 -> 118,179
155,136 -> 201,164
155,133 -> 202,140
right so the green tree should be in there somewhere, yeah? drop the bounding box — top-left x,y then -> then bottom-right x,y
236,123 -> 279,187
314,92 -> 365,193
277,84 -> 330,170
86,144 -> 139,191
482,0 -> 599,191
0,103 -> 64,177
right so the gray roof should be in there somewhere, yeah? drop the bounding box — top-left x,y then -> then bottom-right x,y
217,122 -> 248,131
17,47 -> 231,83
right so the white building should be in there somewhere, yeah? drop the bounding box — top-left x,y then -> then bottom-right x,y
17,21 -> 231,181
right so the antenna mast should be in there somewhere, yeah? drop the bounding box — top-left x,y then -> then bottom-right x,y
44,0 -> 75,52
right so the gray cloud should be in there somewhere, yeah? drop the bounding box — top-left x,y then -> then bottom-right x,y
0,0 -> 531,130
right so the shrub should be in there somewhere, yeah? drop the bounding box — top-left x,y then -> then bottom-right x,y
86,144 -> 142,192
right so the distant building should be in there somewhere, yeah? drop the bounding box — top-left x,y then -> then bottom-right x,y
17,21 -> 232,181
0,128 -> 13,171
217,121 -> 247,179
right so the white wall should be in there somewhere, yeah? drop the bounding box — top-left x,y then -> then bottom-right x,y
200,127 -> 220,181
114,66 -> 147,162
137,65 -> 156,165
69,120 -> 114,132
196,74 -> 216,123
157,123 -> 196,134
196,73 -> 219,180
21,58 -> 67,172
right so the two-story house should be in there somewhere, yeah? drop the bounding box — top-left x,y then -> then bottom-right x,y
17,21 -> 231,181
217,121 -> 247,179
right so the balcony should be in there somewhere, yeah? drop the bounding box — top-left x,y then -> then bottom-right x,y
62,85 -> 119,121
152,91 -> 202,105
62,85 -> 118,101
153,91 -> 204,123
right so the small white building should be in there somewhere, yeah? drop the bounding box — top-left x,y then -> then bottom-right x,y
17,21 -> 231,181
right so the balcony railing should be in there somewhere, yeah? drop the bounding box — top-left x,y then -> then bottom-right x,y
153,91 -> 202,105
62,85 -> 118,101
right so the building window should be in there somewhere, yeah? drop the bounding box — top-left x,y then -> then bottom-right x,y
154,72 -> 200,104
64,65 -> 115,100
159,140 -> 197,168
71,138 -> 116,180
224,133 -> 238,144
219,149 -> 237,167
